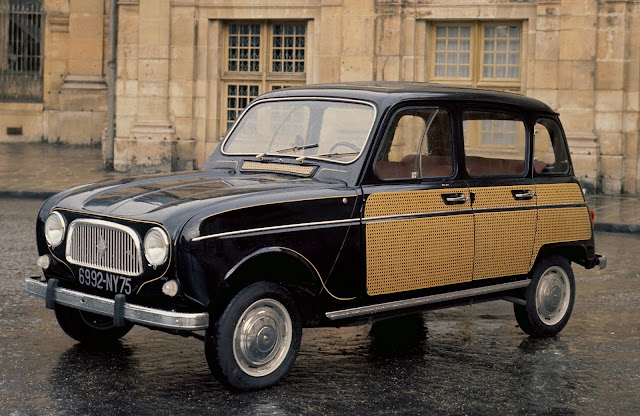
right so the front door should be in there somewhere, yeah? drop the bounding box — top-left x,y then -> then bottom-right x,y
362,106 -> 474,296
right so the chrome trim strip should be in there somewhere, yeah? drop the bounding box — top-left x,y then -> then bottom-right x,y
325,280 -> 531,321
24,278 -> 209,331
220,97 -> 378,165
363,209 -> 472,223
192,218 -> 359,242
537,202 -> 587,209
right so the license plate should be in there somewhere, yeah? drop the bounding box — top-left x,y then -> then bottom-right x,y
77,267 -> 132,295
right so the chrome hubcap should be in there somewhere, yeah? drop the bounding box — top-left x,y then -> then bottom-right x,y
233,298 -> 292,377
535,266 -> 570,326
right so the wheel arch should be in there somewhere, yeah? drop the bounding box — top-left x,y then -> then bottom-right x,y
207,247 -> 323,325
533,243 -> 588,268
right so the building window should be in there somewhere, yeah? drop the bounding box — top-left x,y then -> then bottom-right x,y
431,22 -> 522,90
0,0 -> 44,102
222,21 -> 307,134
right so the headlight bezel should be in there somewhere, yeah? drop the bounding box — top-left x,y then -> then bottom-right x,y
144,227 -> 170,268
44,211 -> 66,248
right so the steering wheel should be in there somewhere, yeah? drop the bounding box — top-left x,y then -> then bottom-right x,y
329,141 -> 360,154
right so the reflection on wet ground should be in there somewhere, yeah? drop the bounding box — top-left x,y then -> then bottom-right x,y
1,198 -> 639,415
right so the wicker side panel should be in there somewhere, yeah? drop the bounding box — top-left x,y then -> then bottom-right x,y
532,207 -> 592,264
366,214 -> 474,296
473,210 -> 537,280
536,183 -> 584,205
364,188 -> 470,218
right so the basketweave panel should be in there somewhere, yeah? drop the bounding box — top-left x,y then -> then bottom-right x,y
364,188 -> 470,218
472,210 -> 537,280
536,183 -> 584,205
469,186 -> 537,209
366,214 -> 473,296
532,207 -> 592,262
241,161 -> 314,175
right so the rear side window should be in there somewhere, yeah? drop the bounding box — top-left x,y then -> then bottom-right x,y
534,118 -> 570,175
463,110 -> 527,176
375,108 -> 454,180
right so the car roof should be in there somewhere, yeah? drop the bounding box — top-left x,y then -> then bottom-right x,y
260,81 -> 557,115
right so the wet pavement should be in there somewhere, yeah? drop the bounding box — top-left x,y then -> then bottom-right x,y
1,142 -> 639,233
0,197 -> 639,415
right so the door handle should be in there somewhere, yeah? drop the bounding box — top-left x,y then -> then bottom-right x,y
512,190 -> 536,200
442,193 -> 469,205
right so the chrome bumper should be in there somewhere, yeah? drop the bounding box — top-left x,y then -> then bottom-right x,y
24,278 -> 209,331
596,254 -> 607,269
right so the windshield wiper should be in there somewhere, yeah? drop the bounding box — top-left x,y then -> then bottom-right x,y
295,151 -> 359,163
255,143 -> 319,161
275,143 -> 319,154
313,151 -> 359,158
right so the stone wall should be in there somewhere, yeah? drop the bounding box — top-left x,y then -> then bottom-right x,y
1,0 -> 639,194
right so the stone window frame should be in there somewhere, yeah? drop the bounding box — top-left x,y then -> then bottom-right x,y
220,20 -> 307,135
428,21 -> 524,92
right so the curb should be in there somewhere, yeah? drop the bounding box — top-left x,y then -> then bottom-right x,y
0,191 -> 55,200
594,223 -> 640,234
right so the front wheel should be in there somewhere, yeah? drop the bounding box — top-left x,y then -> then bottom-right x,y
205,282 -> 302,391
55,305 -> 133,345
514,255 -> 575,338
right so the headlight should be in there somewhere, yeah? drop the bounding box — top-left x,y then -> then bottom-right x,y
144,227 -> 170,267
44,212 -> 66,248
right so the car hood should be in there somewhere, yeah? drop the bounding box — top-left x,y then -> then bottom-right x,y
52,170 -> 325,229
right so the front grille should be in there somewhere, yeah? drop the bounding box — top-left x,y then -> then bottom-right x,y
65,219 -> 143,277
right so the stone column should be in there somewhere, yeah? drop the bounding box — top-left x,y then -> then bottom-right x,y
114,0 -> 175,173
341,0 -> 375,81
373,2 -> 403,81
58,0 -> 107,145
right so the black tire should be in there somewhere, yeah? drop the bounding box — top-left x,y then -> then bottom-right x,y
205,282 -> 302,391
514,255 -> 575,338
55,305 -> 133,345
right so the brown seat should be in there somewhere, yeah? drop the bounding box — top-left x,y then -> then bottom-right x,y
376,154 -> 453,180
466,156 -> 525,175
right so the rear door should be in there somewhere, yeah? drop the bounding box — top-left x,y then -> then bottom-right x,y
461,108 -> 537,280
361,106 -> 474,296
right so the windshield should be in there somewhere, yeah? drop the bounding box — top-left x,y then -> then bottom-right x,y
222,99 -> 376,163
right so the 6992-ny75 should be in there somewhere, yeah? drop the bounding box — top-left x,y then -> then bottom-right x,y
77,267 -> 132,295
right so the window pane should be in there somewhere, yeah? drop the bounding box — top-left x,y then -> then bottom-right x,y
434,25 -> 471,79
534,119 -> 569,174
481,23 -> 521,80
224,100 -> 375,165
463,110 -> 527,176
376,108 -> 454,180
271,22 -> 306,73
227,23 -> 260,72
225,83 -> 260,134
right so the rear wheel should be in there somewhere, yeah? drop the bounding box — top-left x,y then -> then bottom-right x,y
514,255 -> 575,337
205,282 -> 302,391
55,305 -> 133,345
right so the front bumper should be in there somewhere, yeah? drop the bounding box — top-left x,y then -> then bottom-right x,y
24,277 -> 209,331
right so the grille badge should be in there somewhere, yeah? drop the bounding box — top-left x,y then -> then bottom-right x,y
96,235 -> 108,260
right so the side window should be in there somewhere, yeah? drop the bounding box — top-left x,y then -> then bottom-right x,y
376,108 -> 453,180
463,110 -> 527,176
534,119 -> 570,175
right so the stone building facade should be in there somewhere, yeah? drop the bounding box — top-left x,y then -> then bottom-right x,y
1,0 -> 639,195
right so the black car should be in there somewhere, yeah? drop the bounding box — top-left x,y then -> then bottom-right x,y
25,82 -> 605,390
